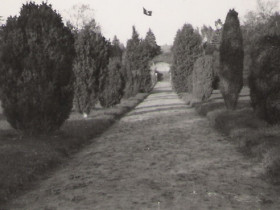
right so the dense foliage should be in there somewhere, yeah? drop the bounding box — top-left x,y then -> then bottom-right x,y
0,2 -> 75,134
99,37 -> 125,107
122,26 -> 141,98
143,29 -> 161,59
171,24 -> 202,93
123,27 -> 160,97
110,35 -> 124,59
73,22 -> 109,114
212,50 -> 220,89
192,55 -> 214,101
248,13 -> 280,124
138,29 -> 161,92
99,58 -> 125,107
219,9 -> 244,110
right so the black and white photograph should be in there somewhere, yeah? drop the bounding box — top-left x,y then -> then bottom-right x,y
0,0 -> 280,209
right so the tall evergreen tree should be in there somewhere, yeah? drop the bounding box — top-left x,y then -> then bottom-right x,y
138,29 -> 161,92
123,27 -> 161,96
171,24 -> 202,93
123,26 -> 142,97
219,9 -> 244,110
110,35 -> 123,59
125,26 -> 141,70
144,28 -> 161,58
73,21 -> 109,115
99,36 -> 125,107
99,57 -> 125,107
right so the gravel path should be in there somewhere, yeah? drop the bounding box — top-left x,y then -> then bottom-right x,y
4,81 -> 280,210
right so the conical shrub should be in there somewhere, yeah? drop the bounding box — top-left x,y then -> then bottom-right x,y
0,2 -> 75,134
219,9 -> 244,110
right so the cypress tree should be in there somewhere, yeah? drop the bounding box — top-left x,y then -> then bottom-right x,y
138,41 -> 152,93
138,29 -> 161,92
111,35 -> 124,59
0,2 -> 75,134
219,9 -> 244,110
144,28 -> 161,58
123,27 -> 161,96
171,24 -> 202,93
99,57 -> 125,107
99,36 -> 125,107
123,26 -> 142,97
73,21 -> 109,115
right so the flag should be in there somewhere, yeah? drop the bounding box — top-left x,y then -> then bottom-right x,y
143,7 -> 152,16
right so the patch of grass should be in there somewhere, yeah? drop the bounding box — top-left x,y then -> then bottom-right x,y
180,87 -> 280,183
177,92 -> 193,105
195,101 -> 225,116
0,93 -> 148,206
206,108 -> 265,135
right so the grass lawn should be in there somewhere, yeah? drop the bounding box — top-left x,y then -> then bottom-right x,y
0,93 -> 148,206
181,87 -> 280,184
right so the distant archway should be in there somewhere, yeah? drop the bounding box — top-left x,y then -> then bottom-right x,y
151,62 -> 171,81
151,48 -> 173,81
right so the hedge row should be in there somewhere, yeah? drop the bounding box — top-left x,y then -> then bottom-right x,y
171,9 -> 280,124
0,2 -> 161,134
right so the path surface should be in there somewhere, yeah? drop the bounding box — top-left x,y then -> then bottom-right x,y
4,81 -> 280,210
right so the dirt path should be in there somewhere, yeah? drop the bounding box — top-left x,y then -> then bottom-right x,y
4,81 -> 280,210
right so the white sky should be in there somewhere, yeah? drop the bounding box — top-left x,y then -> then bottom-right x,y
0,0 -> 279,45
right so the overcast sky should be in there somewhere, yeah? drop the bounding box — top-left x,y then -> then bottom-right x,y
1,0 -> 278,45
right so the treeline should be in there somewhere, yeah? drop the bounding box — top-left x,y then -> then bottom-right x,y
171,4 -> 280,124
0,2 -> 161,134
